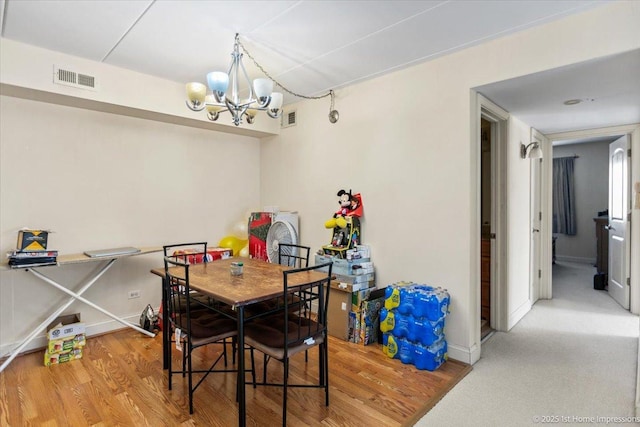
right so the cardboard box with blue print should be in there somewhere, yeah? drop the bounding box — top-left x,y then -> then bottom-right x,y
44,313 -> 86,366
47,313 -> 85,340
314,254 -> 371,276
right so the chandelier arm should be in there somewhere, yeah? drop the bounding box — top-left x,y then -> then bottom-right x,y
267,109 -> 282,119
237,45 -> 257,106
185,100 -> 205,112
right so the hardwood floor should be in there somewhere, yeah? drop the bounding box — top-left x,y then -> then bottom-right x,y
0,329 -> 471,426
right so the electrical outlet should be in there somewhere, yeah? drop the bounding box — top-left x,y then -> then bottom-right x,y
128,290 -> 141,299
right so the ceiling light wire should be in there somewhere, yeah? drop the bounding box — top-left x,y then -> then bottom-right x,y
236,36 -> 339,123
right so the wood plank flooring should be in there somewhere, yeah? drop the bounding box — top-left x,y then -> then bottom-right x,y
0,329 -> 471,426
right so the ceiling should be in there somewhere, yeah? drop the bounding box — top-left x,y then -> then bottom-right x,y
1,0 -> 637,135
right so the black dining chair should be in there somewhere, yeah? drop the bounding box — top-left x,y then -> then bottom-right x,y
277,243 -> 311,269
163,242 -> 234,365
257,242 -> 313,375
244,261 -> 333,426
163,256 -> 255,414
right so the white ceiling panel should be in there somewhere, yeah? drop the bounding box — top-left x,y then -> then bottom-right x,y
475,49 -> 640,134
2,0 -> 152,61
248,1 -> 446,63
105,1 -> 298,83
2,0 -> 635,135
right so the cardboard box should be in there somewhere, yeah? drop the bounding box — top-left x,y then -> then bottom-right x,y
327,283 -> 384,342
314,254 -> 371,276
335,272 -> 375,285
333,279 -> 374,292
351,287 -> 379,312
47,313 -> 85,340
47,334 -> 86,353
44,348 -> 83,366
348,311 -> 361,343
170,247 -> 232,264
358,296 -> 385,345
17,229 -> 49,251
327,283 -> 352,340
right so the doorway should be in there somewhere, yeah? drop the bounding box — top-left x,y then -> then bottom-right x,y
480,117 -> 493,339
547,127 -> 633,311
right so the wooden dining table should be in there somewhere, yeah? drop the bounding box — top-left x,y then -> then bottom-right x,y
150,256 -> 329,427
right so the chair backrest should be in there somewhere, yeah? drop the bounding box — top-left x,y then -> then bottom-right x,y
163,242 -> 209,264
163,256 -> 193,336
278,243 -> 311,268
280,262 -> 333,354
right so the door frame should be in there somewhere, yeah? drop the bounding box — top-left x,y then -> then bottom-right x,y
529,128 -> 543,303
545,124 -> 639,312
476,94 -> 509,337
531,128 -> 553,300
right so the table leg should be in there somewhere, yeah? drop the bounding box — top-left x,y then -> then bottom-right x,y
0,259 -> 116,373
161,275 -> 169,369
237,306 -> 246,427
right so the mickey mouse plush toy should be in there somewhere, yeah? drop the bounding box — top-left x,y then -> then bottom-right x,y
325,189 -> 363,230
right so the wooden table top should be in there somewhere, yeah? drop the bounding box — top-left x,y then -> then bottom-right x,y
151,257 -> 329,308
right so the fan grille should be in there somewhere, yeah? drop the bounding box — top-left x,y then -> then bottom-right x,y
266,220 -> 298,262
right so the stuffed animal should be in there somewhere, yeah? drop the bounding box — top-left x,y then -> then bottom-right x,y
325,189 -> 363,229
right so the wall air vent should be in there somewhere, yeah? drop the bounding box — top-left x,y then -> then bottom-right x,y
53,65 -> 98,91
281,109 -> 297,128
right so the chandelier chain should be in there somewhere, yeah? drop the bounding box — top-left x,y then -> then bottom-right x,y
236,38 -> 334,104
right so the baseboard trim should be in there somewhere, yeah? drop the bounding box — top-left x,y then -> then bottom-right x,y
555,256 -> 596,265
0,313 -> 146,360
448,342 -> 480,365
508,299 -> 532,330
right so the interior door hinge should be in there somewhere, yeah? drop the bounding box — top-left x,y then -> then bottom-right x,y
628,148 -> 632,157
539,211 -> 542,221
538,269 -> 542,279
628,277 -> 631,287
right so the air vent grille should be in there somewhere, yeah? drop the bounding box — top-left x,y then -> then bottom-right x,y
53,65 -> 97,91
282,109 -> 297,128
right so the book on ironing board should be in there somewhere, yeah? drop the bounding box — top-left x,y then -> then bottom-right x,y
9,257 -> 57,267
7,250 -> 59,259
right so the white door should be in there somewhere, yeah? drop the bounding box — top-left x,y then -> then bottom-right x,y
530,156 -> 542,303
608,135 -> 630,309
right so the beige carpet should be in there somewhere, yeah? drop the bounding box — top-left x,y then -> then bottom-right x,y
415,261 -> 639,426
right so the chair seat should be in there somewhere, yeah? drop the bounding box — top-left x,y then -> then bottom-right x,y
245,317 -> 325,360
176,311 -> 237,341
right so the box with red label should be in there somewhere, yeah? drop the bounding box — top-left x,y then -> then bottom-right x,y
44,348 -> 83,366
248,212 -> 273,261
170,247 -> 232,264
47,334 -> 86,353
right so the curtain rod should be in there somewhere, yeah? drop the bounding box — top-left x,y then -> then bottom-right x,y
553,155 -> 580,159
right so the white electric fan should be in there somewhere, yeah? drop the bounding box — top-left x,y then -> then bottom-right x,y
266,219 -> 299,263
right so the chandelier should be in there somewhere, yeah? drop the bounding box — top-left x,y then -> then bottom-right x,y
185,34 -> 338,126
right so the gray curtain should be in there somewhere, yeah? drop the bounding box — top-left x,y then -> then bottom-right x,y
552,157 -> 577,235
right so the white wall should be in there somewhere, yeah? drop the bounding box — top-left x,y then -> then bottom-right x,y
0,1 -> 638,364
260,1 -> 640,363
553,141 -> 611,264
0,96 -> 262,354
